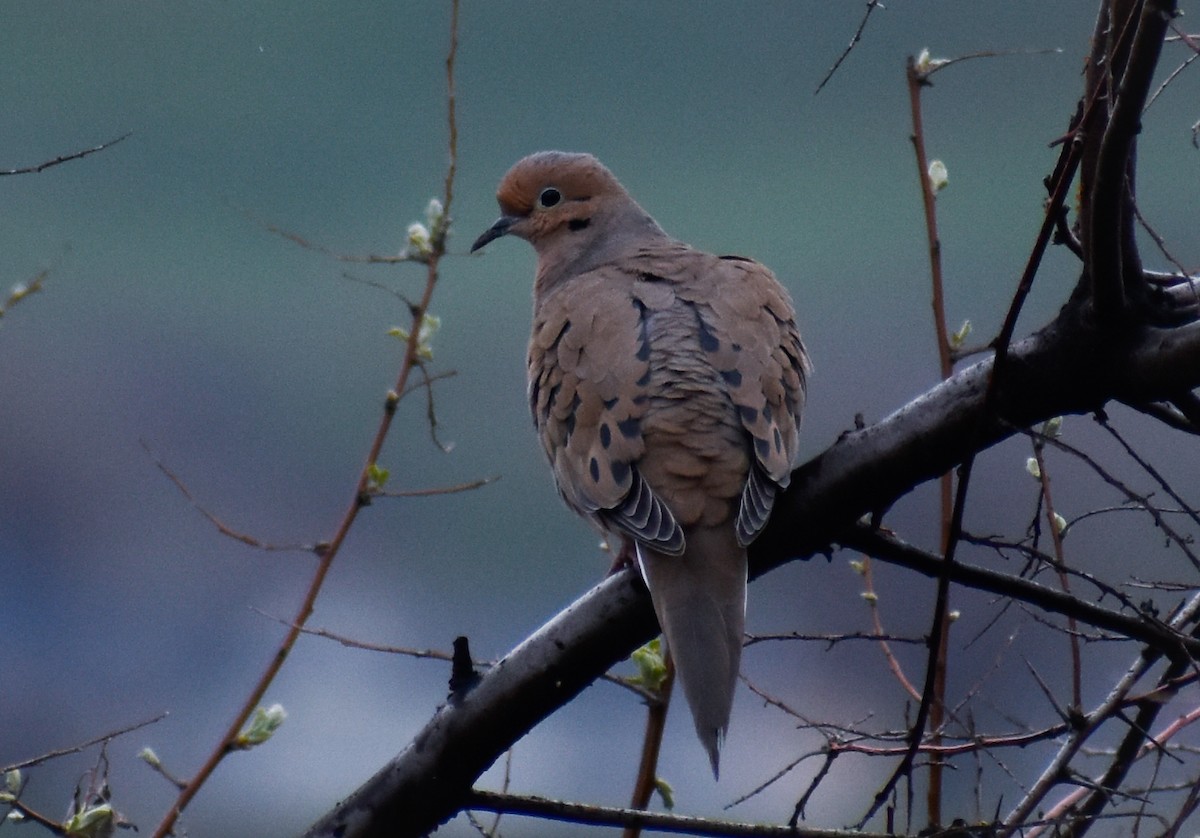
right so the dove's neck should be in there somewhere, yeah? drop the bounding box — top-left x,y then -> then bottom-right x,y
533,197 -> 671,297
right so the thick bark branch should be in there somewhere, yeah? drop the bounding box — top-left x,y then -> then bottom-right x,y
1087,0 -> 1174,318
306,302 -> 1200,838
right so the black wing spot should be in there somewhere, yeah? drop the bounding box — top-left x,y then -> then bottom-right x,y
636,369 -> 651,387
686,302 -> 720,352
603,396 -> 619,410
754,436 -> 771,460
638,272 -> 668,283
589,457 -> 601,483
599,423 -> 613,449
610,460 -> 630,485
721,368 -> 743,387
739,405 -> 758,424
633,300 -> 652,362
618,417 -> 640,438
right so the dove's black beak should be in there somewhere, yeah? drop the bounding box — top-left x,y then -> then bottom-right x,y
471,216 -> 516,252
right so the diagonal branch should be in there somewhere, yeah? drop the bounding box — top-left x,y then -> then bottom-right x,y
305,304 -> 1200,838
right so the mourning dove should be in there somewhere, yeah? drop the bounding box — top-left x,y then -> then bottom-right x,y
472,151 -> 811,777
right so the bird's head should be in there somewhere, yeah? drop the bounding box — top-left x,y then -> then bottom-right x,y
471,151 -> 624,254
471,152 -> 669,292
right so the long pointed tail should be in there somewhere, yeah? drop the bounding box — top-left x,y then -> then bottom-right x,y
637,526 -> 747,778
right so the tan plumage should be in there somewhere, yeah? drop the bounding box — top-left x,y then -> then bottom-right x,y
473,151 -> 811,777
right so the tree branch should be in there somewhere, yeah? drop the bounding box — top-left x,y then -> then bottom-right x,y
306,302 -> 1200,837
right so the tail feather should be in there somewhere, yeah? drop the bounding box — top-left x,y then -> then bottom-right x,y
637,526 -> 747,778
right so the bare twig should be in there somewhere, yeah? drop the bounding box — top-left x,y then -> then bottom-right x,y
0,133 -> 130,176
3,798 -> 66,833
742,630 -> 925,647
377,475 -> 497,499
251,215 -> 415,264
2,711 -> 168,772
1000,585 -> 1200,837
1026,421 -> 1200,572
464,788 -> 897,837
148,5 -> 462,835
917,47 -> 1063,81
843,527 -> 1200,659
1094,411 -> 1200,532
142,439 -> 317,553
860,556 -> 923,702
623,654 -> 675,838
814,0 -> 884,95
254,610 -> 657,702
905,51 -> 953,826
1030,430 -> 1083,709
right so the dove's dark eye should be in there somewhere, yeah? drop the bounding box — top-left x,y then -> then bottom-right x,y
537,187 -> 562,209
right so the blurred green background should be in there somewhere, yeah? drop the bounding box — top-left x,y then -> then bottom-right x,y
3,2 -> 1198,835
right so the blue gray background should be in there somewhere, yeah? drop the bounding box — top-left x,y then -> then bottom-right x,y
3,3 -> 1198,835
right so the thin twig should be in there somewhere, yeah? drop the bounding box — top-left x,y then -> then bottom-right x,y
1094,411 -> 1200,532
250,214 -> 415,264
860,556 -> 923,702
254,610 -> 656,702
0,133 -> 130,176
814,0 -> 884,95
465,788 -> 897,837
1030,432 -> 1083,709
148,5 -> 461,835
843,526 -> 1200,660
623,654 -> 675,838
141,440 -> 317,553
2,711 -> 169,772
377,475 -> 498,498
1000,582 -> 1200,837
918,47 -> 1064,81
1026,422 -> 1200,572
742,630 -> 925,647
906,51 -> 953,827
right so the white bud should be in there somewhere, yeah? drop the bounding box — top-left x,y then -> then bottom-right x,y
425,198 -> 444,228
1025,457 -> 1042,480
406,222 -> 432,259
1043,416 -> 1063,439
915,48 -> 950,75
928,159 -> 949,193
1052,512 -> 1068,536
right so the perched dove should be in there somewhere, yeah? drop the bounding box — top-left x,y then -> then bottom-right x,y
472,152 -> 811,777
